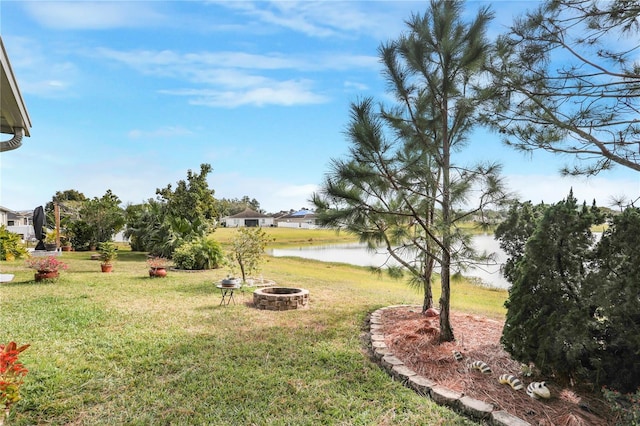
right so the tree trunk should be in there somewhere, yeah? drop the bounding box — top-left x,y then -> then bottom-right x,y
439,90 -> 455,342
439,250 -> 454,342
422,257 -> 435,312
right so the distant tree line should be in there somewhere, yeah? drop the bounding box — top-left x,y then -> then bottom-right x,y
37,164 -> 270,271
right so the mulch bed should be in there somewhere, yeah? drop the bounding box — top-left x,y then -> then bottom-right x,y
380,306 -> 616,426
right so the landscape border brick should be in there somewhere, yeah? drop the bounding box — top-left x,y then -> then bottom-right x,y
366,306 -> 532,426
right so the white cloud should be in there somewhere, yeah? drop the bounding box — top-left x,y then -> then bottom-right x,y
506,174 -> 640,207
212,173 -> 319,212
2,36 -> 78,98
22,2 -> 166,30
274,184 -> 320,199
166,80 -> 328,108
95,48 -> 375,107
344,81 -> 369,91
210,1 -> 412,40
97,48 -> 377,75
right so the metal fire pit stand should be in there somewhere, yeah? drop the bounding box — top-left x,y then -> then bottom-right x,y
216,284 -> 240,306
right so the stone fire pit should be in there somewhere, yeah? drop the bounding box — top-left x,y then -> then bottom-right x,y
253,287 -> 309,311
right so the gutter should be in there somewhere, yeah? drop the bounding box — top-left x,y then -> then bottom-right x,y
0,127 -> 24,152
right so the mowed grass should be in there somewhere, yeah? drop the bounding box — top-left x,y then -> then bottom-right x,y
216,226 -> 361,247
1,231 -> 507,425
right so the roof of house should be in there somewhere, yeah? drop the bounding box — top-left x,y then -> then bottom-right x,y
7,210 -> 31,220
291,209 -> 314,217
278,209 -> 316,219
227,207 -> 271,219
1,36 -> 31,138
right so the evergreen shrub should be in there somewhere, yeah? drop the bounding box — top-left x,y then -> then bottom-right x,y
497,193 -> 640,392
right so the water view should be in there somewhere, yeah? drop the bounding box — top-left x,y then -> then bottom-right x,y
268,234 -> 511,289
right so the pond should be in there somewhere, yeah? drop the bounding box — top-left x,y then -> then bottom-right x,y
268,234 -> 511,289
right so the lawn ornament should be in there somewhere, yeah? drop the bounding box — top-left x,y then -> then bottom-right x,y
33,206 -> 46,251
498,374 -> 524,390
470,360 -> 491,374
527,381 -> 551,399
425,307 -> 439,317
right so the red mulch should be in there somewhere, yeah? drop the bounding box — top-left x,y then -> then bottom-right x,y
380,306 -> 616,426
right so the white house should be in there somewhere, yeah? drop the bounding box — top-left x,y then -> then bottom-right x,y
1,206 -> 36,241
6,209 -> 35,241
275,209 -> 319,229
222,208 -> 274,228
0,205 -> 10,228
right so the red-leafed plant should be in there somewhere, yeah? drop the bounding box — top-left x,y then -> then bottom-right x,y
25,256 -> 68,273
0,342 -> 30,412
146,256 -> 169,269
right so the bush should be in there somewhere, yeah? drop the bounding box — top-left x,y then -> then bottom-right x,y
602,387 -> 640,426
172,237 -> 223,270
68,220 -> 93,251
172,243 -> 197,270
0,226 -> 28,261
499,194 -> 640,392
226,227 -> 271,282
500,192 -> 602,382
584,208 -> 640,393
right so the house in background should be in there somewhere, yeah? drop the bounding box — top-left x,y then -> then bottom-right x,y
222,207 -> 274,228
7,209 -> 35,241
1,36 -> 31,152
275,209 -> 319,229
0,206 -> 35,241
0,205 -> 10,227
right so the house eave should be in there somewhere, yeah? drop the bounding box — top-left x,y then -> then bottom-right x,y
1,36 -> 31,141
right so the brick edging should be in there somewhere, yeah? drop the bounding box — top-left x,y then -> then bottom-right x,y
366,305 -> 531,426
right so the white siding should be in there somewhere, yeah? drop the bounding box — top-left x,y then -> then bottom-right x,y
277,221 -> 319,229
7,225 -> 34,241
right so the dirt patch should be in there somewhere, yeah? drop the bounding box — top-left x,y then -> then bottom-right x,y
380,306 -> 615,425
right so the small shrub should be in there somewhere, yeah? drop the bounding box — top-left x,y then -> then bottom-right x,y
25,256 -> 68,273
0,342 -> 30,412
98,241 -> 118,264
602,387 -> 640,426
226,227 -> 271,282
146,256 -> 169,269
0,226 -> 28,261
172,244 -> 197,270
172,237 -> 223,270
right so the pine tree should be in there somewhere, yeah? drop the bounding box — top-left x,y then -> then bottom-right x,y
313,0 -> 506,342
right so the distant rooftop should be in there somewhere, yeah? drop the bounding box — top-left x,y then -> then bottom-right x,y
228,207 -> 271,219
279,209 -> 316,219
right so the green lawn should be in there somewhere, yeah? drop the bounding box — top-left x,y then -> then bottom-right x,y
217,226 -> 362,247
1,232 -> 507,425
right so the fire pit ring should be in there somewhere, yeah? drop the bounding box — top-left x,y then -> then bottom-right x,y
253,287 -> 309,311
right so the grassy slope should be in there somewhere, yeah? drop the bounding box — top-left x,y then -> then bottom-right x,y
1,230 -> 506,425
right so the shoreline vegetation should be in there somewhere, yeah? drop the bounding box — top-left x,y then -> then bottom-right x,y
1,228 -> 506,425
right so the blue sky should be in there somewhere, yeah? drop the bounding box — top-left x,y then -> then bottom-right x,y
1,1 -> 638,214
